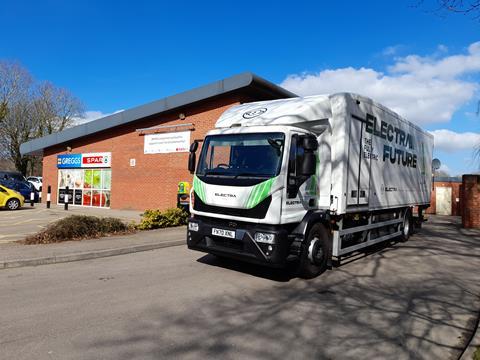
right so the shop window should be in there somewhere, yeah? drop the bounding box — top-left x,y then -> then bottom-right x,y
58,168 -> 111,207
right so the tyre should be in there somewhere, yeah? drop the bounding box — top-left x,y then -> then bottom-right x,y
6,198 -> 20,210
296,223 -> 330,279
399,208 -> 412,242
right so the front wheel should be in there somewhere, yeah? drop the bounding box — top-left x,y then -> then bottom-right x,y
6,198 -> 21,210
296,223 -> 330,279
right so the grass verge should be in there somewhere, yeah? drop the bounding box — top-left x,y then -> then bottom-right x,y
24,215 -> 134,244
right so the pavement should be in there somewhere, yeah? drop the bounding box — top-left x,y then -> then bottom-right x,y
0,215 -> 479,359
0,225 -> 187,269
0,204 -> 143,244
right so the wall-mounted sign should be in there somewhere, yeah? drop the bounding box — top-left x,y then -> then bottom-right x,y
144,131 -> 190,154
57,152 -> 112,168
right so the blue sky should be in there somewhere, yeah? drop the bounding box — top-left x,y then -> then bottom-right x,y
1,0 -> 479,174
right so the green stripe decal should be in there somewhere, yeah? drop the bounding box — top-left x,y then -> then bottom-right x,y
245,177 -> 275,209
307,152 -> 319,195
308,175 -> 317,195
193,175 -> 206,203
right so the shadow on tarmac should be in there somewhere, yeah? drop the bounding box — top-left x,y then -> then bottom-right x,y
83,216 -> 480,359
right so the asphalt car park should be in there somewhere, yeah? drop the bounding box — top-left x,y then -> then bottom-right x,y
0,215 -> 479,359
0,205 -> 142,243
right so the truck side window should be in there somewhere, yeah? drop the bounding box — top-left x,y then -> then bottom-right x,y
288,135 -> 297,176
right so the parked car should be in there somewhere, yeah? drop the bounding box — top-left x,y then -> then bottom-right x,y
0,184 -> 24,210
27,176 -> 42,191
0,171 -> 39,202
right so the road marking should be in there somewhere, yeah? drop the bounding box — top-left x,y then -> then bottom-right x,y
0,239 -> 19,244
10,219 -> 41,226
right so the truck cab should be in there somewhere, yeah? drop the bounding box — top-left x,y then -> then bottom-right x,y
188,125 -> 321,269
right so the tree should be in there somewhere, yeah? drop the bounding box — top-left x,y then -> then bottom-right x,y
33,81 -> 83,136
0,62 -> 34,174
414,1 -> 480,20
0,61 -> 84,175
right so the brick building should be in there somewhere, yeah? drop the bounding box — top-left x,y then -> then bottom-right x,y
20,73 -> 295,210
426,177 -> 463,216
462,174 -> 480,228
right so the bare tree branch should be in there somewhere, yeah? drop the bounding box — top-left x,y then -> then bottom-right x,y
0,61 -> 84,175
414,0 -> 480,20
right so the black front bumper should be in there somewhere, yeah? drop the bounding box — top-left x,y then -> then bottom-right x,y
187,216 -> 291,268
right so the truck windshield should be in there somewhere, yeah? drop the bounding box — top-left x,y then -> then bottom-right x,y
197,132 -> 285,178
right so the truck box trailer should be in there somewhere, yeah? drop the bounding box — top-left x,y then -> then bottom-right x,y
187,93 -> 433,278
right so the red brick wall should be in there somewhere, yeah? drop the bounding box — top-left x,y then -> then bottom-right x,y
41,95 -> 248,210
425,181 -> 462,216
462,175 -> 480,229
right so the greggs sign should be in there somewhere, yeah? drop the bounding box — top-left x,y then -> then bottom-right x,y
57,152 -> 111,168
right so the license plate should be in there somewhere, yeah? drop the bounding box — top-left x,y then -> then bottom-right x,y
212,228 -> 236,239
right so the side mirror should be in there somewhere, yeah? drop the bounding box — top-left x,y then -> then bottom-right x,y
302,136 -> 318,151
300,152 -> 316,176
188,141 -> 198,174
190,141 -> 198,152
188,152 -> 196,174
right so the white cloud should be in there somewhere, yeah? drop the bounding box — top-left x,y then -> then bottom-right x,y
382,45 -> 403,56
280,42 -> 480,125
438,163 -> 450,174
437,44 -> 448,53
389,42 -> 480,79
429,129 -> 480,152
74,109 -> 124,125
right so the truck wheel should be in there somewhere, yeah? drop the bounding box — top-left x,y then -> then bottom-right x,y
297,223 -> 329,279
399,208 -> 411,242
6,198 -> 20,210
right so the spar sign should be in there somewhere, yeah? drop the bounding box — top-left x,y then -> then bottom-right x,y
57,152 -> 111,168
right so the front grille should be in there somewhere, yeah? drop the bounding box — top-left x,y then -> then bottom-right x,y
194,195 -> 271,219
207,236 -> 244,251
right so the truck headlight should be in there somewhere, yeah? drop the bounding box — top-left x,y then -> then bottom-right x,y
188,222 -> 199,232
254,232 -> 275,244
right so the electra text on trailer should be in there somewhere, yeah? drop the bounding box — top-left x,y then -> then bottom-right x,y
186,93 -> 433,278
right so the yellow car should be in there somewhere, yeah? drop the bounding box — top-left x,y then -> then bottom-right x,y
0,184 -> 24,210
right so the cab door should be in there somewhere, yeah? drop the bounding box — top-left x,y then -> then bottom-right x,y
282,132 -> 317,223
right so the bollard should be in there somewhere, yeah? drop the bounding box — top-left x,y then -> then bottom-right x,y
30,191 -> 34,207
38,190 -> 42,203
64,186 -> 69,211
46,185 -> 51,209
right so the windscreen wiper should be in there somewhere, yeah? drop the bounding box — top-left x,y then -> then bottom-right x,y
268,138 -> 283,156
204,171 -> 234,177
233,173 -> 269,179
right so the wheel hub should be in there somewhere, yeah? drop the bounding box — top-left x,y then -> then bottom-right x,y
308,237 -> 324,265
8,201 -> 18,210
403,215 -> 410,236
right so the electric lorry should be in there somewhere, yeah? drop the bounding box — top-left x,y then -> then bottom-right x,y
187,93 -> 433,278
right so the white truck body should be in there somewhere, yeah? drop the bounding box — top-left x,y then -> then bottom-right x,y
187,93 -> 433,274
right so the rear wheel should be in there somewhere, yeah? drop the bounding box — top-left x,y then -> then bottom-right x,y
6,198 -> 20,210
399,208 -> 412,242
296,223 -> 329,279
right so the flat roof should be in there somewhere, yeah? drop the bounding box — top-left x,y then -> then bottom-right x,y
20,72 -> 296,155
434,176 -> 462,183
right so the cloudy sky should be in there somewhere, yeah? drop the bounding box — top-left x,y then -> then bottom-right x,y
1,1 -> 479,174
280,42 -> 480,174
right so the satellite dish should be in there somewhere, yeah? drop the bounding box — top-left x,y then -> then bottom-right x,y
432,158 -> 441,170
